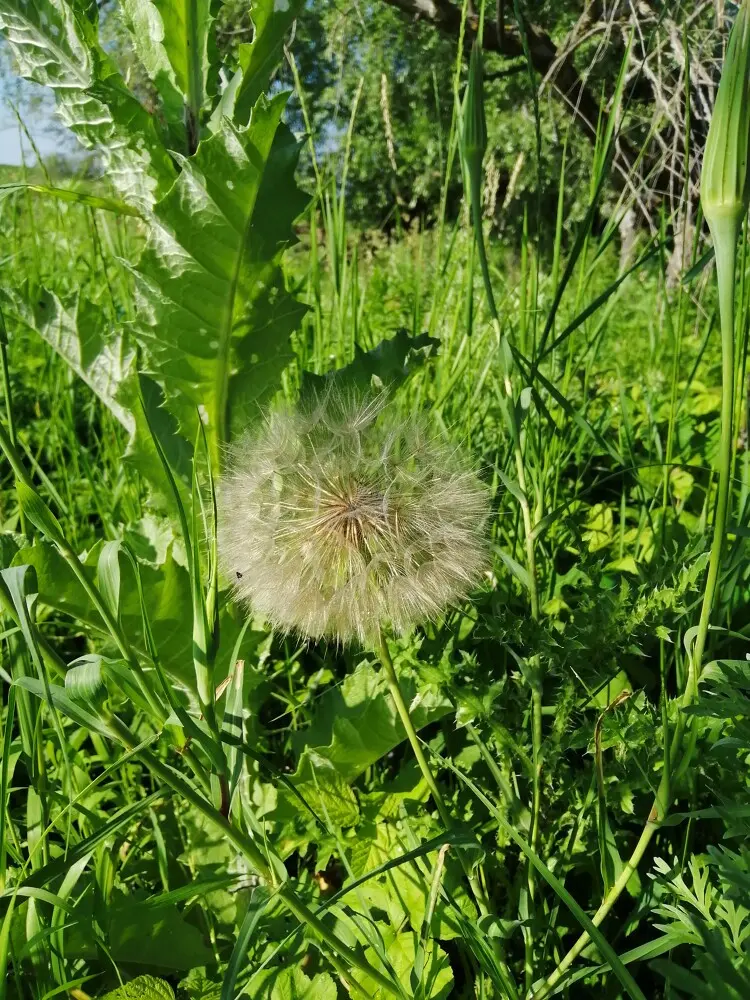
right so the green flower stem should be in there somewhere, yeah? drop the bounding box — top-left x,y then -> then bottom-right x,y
687,224 -> 736,699
533,218 -> 739,1000
470,167 -> 542,990
531,819 -> 658,998
107,715 -> 400,998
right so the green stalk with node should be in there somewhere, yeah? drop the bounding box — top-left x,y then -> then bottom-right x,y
534,6 -> 750,996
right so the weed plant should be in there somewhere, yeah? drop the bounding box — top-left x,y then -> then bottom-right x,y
0,2 -> 749,1000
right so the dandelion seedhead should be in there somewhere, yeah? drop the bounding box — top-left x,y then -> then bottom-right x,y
219,391 -> 490,645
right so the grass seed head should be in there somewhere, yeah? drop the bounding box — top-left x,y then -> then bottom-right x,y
219,391 -> 491,645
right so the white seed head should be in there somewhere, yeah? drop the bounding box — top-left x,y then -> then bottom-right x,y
218,391 -> 491,645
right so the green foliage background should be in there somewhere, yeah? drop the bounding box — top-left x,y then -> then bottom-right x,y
0,2 -> 748,1000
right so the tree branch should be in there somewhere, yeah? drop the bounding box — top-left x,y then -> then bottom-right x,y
380,0 -> 603,141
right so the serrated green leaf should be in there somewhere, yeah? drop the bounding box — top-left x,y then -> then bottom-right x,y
361,932 -> 452,1000
125,373 -> 193,509
301,329 -> 439,397
247,967 -> 337,1000
102,975 -> 175,1000
131,97 -> 308,461
119,0 -> 185,130
153,0 -> 213,107
0,0 -> 175,211
235,0 -> 305,123
291,750 -> 360,828
4,286 -> 137,432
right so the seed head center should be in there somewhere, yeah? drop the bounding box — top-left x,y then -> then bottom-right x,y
319,482 -> 388,550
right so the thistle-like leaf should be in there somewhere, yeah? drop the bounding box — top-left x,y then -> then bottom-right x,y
0,0 -> 175,210
132,94 -> 308,462
7,287 -> 137,433
118,0 -> 186,131
235,0 -> 305,123
119,0 -> 216,147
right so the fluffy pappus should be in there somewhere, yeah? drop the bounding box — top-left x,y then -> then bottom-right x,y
218,390 -> 491,645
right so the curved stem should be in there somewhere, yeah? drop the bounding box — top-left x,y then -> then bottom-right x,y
533,223 -> 738,1000
471,170 -> 542,991
531,821 -> 658,998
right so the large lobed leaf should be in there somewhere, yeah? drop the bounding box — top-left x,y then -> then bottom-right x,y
234,0 -> 305,123
132,94 -> 308,460
119,0 -> 217,147
0,0 -> 175,211
0,0 -> 311,489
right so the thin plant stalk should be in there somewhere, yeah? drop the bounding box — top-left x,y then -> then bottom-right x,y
375,632 -> 492,913
532,130 -> 742,1000
464,56 -> 542,988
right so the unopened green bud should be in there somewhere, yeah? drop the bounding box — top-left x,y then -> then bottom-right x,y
461,42 -> 487,183
701,1 -> 750,234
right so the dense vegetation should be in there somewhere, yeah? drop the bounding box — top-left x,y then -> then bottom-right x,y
0,2 -> 749,999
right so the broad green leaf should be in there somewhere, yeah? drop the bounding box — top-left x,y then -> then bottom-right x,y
247,967 -> 337,1000
3,289 -> 196,504
290,661 -> 452,784
153,0 -> 214,118
6,287 -> 136,432
361,931 -> 452,1000
119,0 -> 185,130
107,898 -> 214,970
301,330 -> 439,397
131,96 -> 308,460
12,540 -> 101,628
351,821 -> 475,941
235,0 -> 305,123
0,0 -> 175,210
288,750 -> 360,828
102,976 -> 175,1000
